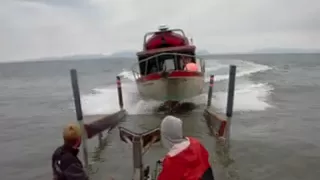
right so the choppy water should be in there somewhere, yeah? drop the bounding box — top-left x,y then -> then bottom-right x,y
0,54 -> 319,180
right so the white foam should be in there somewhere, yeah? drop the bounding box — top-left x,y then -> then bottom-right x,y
118,69 -> 135,81
128,99 -> 162,114
214,82 -> 274,112
205,59 -> 272,82
81,81 -> 162,115
205,64 -> 228,72
187,81 -> 274,112
80,59 -> 274,115
81,83 -> 136,115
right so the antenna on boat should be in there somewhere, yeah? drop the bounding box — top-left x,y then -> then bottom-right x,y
158,25 -> 169,31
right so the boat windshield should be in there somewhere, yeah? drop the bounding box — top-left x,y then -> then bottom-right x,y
133,52 -> 203,78
162,58 -> 175,71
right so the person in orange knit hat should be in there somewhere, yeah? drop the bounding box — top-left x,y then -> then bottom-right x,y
51,122 -> 89,180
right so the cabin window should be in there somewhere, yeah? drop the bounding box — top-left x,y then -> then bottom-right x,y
146,57 -> 158,74
162,58 -> 175,71
137,50 -> 196,75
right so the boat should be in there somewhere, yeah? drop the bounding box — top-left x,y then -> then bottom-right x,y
131,25 -> 206,110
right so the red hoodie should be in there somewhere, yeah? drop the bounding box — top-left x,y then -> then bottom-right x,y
158,137 -> 212,180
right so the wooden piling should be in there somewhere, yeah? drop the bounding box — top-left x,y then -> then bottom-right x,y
70,69 -> 89,174
207,75 -> 214,107
132,136 -> 144,180
203,65 -> 237,146
117,76 -> 124,109
98,133 -> 103,148
226,65 -> 236,118
225,65 -> 236,149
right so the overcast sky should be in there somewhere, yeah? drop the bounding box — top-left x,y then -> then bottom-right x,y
1,0 -> 319,62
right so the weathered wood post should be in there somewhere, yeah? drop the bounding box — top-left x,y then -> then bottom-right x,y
98,133 -> 103,148
132,136 -> 143,180
226,65 -> 236,117
225,65 -> 236,149
117,76 -> 124,110
207,75 -> 214,107
70,69 -> 89,175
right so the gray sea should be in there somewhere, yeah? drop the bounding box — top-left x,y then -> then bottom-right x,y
0,54 -> 319,180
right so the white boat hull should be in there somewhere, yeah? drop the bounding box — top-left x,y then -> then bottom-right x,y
136,76 -> 205,102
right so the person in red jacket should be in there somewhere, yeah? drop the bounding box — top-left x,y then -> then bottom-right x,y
158,115 -> 215,180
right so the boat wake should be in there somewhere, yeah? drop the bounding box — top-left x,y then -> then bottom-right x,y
81,59 -> 273,115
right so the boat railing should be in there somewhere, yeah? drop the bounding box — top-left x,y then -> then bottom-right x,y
131,52 -> 206,80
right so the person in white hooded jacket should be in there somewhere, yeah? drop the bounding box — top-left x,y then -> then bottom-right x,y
158,115 -> 215,180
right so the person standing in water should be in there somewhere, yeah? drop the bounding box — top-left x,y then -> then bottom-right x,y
158,115 -> 215,180
51,123 -> 88,180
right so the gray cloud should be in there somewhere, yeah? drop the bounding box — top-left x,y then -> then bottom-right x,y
19,0 -> 89,7
1,0 -> 320,62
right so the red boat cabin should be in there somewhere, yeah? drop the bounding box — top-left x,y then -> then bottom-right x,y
136,26 -> 198,76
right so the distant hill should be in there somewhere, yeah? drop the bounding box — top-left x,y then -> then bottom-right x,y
14,48 -> 211,63
196,49 -> 211,55
58,54 -> 107,60
17,54 -> 108,63
109,50 -> 137,58
251,48 -> 320,54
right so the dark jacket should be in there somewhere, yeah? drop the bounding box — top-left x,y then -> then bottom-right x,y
52,145 -> 89,180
